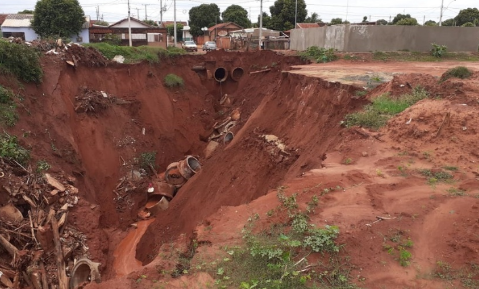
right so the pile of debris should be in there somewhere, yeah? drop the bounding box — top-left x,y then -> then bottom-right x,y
0,160 -> 100,288
74,87 -> 118,113
204,107 -> 240,158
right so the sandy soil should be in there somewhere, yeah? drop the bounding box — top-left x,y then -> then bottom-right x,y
1,48 -> 479,289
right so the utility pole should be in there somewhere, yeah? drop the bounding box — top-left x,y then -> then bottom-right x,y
174,0 -> 177,47
128,0 -> 132,46
136,8 -> 140,19
294,0 -> 297,28
439,0 -> 444,26
160,0 -> 163,24
96,5 -> 99,21
346,0 -> 349,22
259,0 -> 262,50
143,4 -> 149,20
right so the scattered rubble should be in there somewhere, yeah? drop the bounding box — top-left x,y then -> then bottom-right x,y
0,160 -> 100,289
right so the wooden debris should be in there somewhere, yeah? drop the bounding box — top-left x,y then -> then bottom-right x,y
435,111 -> 451,138
0,204 -> 23,223
52,217 -> 68,289
249,68 -> 271,75
0,234 -> 19,258
44,173 -> 66,191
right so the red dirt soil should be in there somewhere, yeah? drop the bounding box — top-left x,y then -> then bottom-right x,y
1,48 -> 479,289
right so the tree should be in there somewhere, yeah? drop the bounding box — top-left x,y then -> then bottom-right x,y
454,8 -> 479,26
222,5 -> 251,29
189,4 -> 220,37
441,18 -> 455,26
32,0 -> 85,38
304,12 -> 320,23
269,0 -> 307,31
166,23 -> 184,41
462,22 -> 475,27
143,20 -> 158,27
424,20 -> 437,26
330,18 -> 343,25
362,16 -> 368,23
392,13 -> 411,24
256,12 -> 272,28
94,20 -> 109,26
18,10 -> 33,14
376,19 -> 388,25
396,18 -> 418,26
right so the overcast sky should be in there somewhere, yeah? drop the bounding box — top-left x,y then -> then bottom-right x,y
1,0 -> 477,25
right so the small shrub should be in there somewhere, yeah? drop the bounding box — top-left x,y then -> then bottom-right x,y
0,133 -> 30,165
164,74 -> 184,88
440,66 -> 472,81
36,160 -> 51,173
0,40 -> 43,83
298,46 -> 337,63
431,43 -> 447,58
399,248 -> 412,266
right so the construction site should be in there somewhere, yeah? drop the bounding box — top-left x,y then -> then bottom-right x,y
0,41 -> 479,289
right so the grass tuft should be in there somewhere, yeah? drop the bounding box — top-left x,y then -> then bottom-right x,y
85,43 -> 186,63
0,86 -> 18,127
344,86 -> 428,130
0,39 -> 43,83
440,66 -> 473,82
164,73 -> 184,88
0,133 -> 30,165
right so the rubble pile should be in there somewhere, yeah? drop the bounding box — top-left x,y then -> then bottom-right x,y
0,160 -> 99,288
74,87 -> 118,113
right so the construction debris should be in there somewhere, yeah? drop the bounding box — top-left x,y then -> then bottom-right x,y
0,159 -> 100,289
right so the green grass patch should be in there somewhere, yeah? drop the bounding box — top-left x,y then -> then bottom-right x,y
202,190 -> 357,289
344,86 -> 428,130
0,39 -> 43,83
440,66 -> 473,82
85,43 -> 185,63
0,86 -> 19,127
0,133 -> 30,165
372,50 -> 479,62
164,73 -> 184,88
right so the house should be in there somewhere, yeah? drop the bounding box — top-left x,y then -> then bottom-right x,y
1,14 -> 90,43
89,17 -> 167,47
207,22 -> 243,40
182,25 -> 193,41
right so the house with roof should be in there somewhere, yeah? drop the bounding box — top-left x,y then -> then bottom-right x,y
89,17 -> 167,47
207,22 -> 243,40
1,14 -> 90,43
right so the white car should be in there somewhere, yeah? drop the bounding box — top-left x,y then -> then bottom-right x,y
182,41 -> 198,52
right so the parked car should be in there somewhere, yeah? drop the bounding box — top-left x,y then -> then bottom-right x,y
202,41 -> 217,51
182,41 -> 197,52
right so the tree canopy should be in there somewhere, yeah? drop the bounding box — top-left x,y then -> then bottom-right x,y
392,14 -> 411,24
396,17 -> 418,26
143,19 -> 158,27
376,19 -> 388,25
18,10 -> 33,14
222,5 -> 251,29
454,8 -> 479,26
32,0 -> 85,38
256,12 -> 272,28
166,23 -> 184,40
304,12 -> 320,23
189,4 -> 220,37
424,20 -> 437,26
330,18 -> 343,25
269,0 -> 307,31
441,18 -> 455,26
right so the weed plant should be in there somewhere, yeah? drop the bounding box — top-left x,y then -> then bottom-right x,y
164,74 -> 184,88
0,39 -> 43,83
344,86 -> 428,130
138,151 -> 156,172
298,46 -> 338,63
206,187 -> 356,289
431,43 -> 448,58
0,133 -> 30,165
0,86 -> 18,127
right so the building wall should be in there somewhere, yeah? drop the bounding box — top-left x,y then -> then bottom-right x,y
291,25 -> 479,52
1,27 -> 38,41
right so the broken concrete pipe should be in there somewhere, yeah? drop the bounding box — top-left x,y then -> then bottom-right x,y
152,181 -> 175,200
178,155 -> 201,179
231,108 -> 240,121
224,132 -> 234,144
220,94 -> 231,106
164,162 -> 187,187
145,195 -> 169,215
69,258 -> 101,289
205,140 -> 220,159
214,67 -> 228,82
230,67 -> 244,81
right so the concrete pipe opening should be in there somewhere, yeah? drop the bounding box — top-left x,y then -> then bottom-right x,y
231,67 -> 244,81
214,67 -> 228,82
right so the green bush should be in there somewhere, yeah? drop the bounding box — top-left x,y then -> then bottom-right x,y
0,86 -> 19,127
164,73 -> 184,87
440,66 -> 472,81
0,39 -> 43,83
139,151 -> 156,172
344,87 -> 428,130
0,133 -> 30,165
298,46 -> 338,63
431,43 -> 447,58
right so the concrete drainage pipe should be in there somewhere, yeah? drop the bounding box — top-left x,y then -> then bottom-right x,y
69,258 -> 101,289
230,67 -> 244,81
214,67 -> 228,82
178,156 -> 201,179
